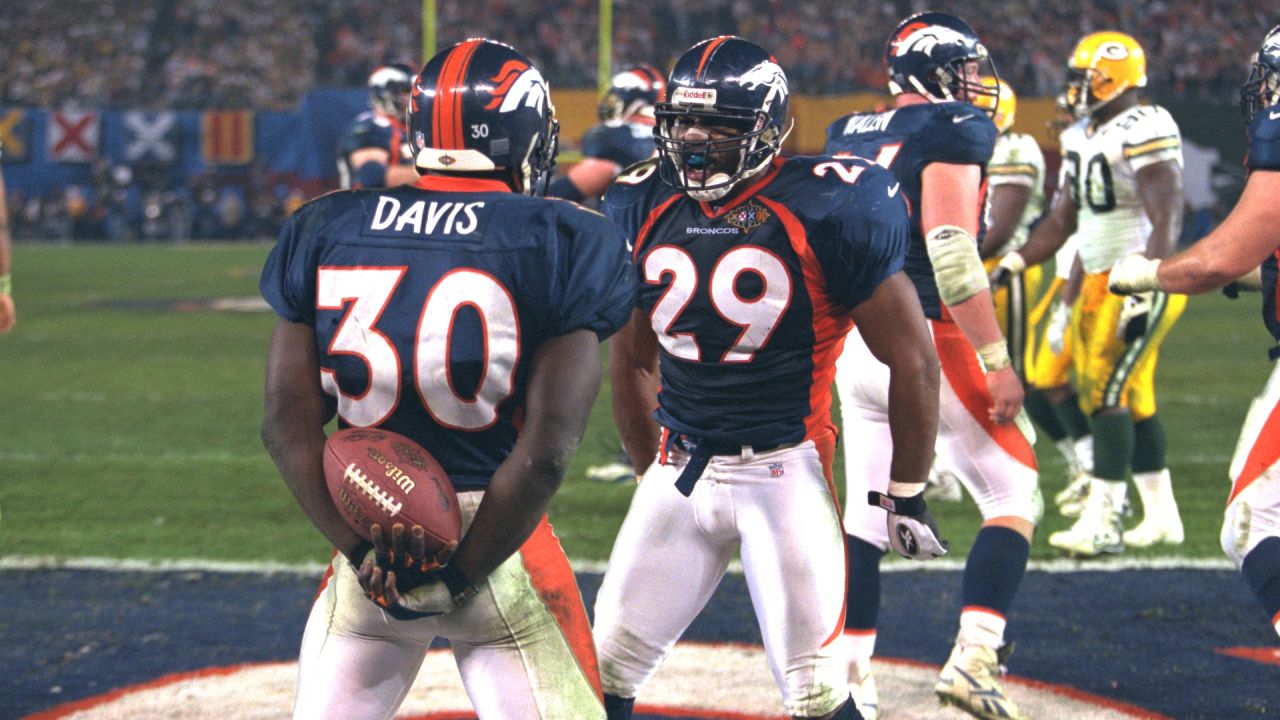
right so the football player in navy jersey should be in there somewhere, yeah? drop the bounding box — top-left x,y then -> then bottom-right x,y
547,63 -> 665,205
336,63 -> 419,189
1110,24 -> 1280,644
825,12 -> 1037,720
260,39 -> 635,720
595,36 -> 942,720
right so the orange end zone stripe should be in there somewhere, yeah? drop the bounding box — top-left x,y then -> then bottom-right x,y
434,40 -> 481,150
520,516 -> 604,701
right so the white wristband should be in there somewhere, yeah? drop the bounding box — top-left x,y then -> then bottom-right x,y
976,340 -> 1011,372
888,480 -> 925,497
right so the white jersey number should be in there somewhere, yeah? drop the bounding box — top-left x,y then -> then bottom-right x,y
317,267 -> 519,430
644,245 -> 791,363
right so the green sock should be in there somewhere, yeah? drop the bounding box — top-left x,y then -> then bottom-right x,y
1132,415 -> 1168,474
1054,392 -> 1092,440
1024,389 -> 1068,441
1091,411 -> 1134,481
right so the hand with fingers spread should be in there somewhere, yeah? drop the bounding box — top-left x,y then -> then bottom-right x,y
357,523 -> 462,619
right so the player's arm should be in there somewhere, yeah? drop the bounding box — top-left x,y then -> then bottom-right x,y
548,158 -> 623,202
348,146 -> 394,188
979,182 -> 1033,259
446,328 -> 603,587
999,174 -> 1079,274
1112,171 -> 1280,294
261,318 -> 368,564
849,272 -> 939,487
0,158 -> 13,333
610,308 -> 661,474
921,161 -> 1023,423
385,163 -> 420,187
1136,159 -> 1183,260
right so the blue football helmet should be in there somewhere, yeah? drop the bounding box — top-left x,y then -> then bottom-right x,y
655,36 -> 791,202
1242,25 -> 1280,121
368,64 -> 415,118
599,64 -> 666,122
884,12 -> 1000,111
409,39 -> 559,195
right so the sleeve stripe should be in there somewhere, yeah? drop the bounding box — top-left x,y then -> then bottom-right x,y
1123,136 -> 1180,158
988,163 -> 1039,177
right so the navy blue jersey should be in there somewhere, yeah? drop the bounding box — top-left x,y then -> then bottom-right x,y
824,102 -> 997,318
260,176 -> 636,489
336,111 -> 414,189
603,156 -> 911,448
1247,111 -> 1280,345
581,120 -> 657,168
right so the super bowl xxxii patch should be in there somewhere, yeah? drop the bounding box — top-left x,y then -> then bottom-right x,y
724,201 -> 771,232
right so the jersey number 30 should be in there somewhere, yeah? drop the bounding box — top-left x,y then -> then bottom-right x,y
317,266 -> 517,431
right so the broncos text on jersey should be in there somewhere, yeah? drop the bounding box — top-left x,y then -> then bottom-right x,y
603,154 -> 911,449
260,176 -> 637,487
824,101 -> 998,318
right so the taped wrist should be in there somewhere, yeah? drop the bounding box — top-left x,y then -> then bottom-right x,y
998,251 -> 1027,275
976,340 -> 1011,372
926,225 -> 988,306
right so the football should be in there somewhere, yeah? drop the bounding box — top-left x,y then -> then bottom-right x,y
322,428 -> 461,551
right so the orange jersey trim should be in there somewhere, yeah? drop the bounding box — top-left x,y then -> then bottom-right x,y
1229,398 -> 1280,504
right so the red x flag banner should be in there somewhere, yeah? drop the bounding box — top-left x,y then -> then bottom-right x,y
201,110 -> 254,165
48,111 -> 100,163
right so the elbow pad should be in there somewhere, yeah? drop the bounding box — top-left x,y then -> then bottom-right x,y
925,225 -> 988,306
354,161 -> 387,189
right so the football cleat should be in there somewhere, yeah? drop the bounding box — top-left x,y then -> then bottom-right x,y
1048,482 -> 1125,557
849,662 -> 880,720
1054,473 -> 1092,518
935,642 -> 1028,720
925,466 -> 964,503
1124,513 -> 1185,547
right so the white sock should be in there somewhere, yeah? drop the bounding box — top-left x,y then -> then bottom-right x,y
1055,438 -> 1079,469
1091,477 -> 1127,508
958,609 -> 1006,649
844,629 -> 876,674
1132,468 -> 1179,520
1075,435 -> 1094,473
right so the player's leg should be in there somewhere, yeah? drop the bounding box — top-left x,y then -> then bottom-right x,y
931,319 -> 1037,720
1223,363 -> 1280,639
1121,292 -> 1187,546
449,513 -> 604,719
834,329 -> 893,719
730,434 -> 856,719
292,557 -> 432,720
1052,276 -> 1131,556
593,457 -> 736,719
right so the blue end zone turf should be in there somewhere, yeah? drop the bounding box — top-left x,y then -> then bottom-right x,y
1,567 -> 1276,718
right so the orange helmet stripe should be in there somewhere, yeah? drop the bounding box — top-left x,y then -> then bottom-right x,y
695,36 -> 732,80
434,39 -> 482,150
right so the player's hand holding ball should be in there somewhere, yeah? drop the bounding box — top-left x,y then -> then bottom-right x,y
868,486 -> 950,560
357,523 -> 461,619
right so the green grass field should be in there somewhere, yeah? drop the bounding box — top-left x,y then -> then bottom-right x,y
0,243 -> 1269,565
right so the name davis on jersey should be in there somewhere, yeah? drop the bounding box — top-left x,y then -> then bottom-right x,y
370,195 -> 483,235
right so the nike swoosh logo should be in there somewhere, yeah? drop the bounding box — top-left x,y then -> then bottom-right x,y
1271,110 -> 1280,120
952,115 -> 970,124
887,183 -> 900,198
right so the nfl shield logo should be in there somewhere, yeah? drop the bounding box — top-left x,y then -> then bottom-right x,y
769,463 -> 784,477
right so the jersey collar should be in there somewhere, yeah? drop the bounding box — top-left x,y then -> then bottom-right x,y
414,175 -> 514,194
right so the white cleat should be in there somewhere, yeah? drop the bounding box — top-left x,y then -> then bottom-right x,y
935,643 -> 1028,720
1049,488 -> 1125,557
1124,515 -> 1185,547
849,666 -> 880,720
1054,473 -> 1091,518
925,467 -> 964,503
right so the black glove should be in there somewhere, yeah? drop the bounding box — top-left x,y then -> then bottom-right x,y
868,490 -> 950,560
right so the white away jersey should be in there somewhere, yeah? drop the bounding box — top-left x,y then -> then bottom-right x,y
1058,105 -> 1182,272
986,131 -> 1045,255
